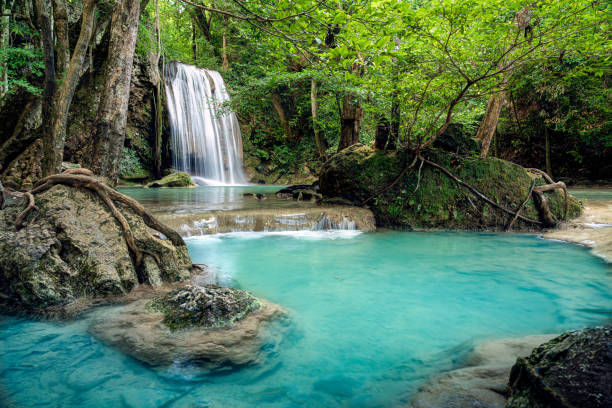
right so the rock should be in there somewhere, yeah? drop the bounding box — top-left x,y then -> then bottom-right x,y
88,285 -> 286,368
320,144 -> 581,230
506,326 -> 612,408
147,172 -> 195,188
292,189 -> 322,201
147,284 -> 262,330
0,185 -> 192,312
409,334 -> 557,408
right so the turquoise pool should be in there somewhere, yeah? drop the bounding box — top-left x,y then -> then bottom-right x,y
1,231 -> 611,407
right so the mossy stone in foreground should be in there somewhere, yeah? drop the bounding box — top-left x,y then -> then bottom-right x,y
147,284 -> 261,330
147,172 -> 195,188
506,326 -> 612,408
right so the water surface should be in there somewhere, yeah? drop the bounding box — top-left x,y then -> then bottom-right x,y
1,231 -> 611,408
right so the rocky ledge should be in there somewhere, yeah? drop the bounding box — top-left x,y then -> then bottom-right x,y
542,199 -> 612,263
0,184 -> 193,313
89,284 -> 285,368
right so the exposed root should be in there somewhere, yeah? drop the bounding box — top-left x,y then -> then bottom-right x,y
420,156 -> 541,225
527,169 -> 569,220
15,192 -> 40,230
361,155 -> 418,205
505,179 -> 536,231
18,169 -> 184,272
414,158 -> 424,193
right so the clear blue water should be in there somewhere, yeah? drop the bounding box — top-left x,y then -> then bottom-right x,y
1,231 -> 611,408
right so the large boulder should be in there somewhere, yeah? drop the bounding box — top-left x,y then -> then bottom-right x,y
88,284 -> 286,367
0,184 -> 193,312
320,145 -> 581,229
409,334 -> 557,408
506,326 -> 612,408
147,171 -> 195,188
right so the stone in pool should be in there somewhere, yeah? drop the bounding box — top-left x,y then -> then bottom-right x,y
506,326 -> 612,408
88,284 -> 285,368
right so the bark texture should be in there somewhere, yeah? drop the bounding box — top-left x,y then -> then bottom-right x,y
88,0 -> 141,184
337,94 -> 363,152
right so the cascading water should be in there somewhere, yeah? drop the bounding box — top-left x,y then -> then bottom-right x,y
164,62 -> 247,185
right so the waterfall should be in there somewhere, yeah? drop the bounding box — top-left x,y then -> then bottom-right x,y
164,62 -> 247,185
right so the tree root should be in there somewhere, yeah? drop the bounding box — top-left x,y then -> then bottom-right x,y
527,169 -> 569,220
361,155 -> 418,205
15,192 -> 40,230
505,179 -> 535,231
420,156 -> 541,225
16,169 -> 184,271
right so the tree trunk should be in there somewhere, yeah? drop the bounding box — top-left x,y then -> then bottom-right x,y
271,93 -> 291,141
221,30 -> 229,70
374,116 -> 390,149
88,0 -> 141,185
387,89 -> 400,150
0,0 -> 16,99
476,90 -> 505,158
152,0 -> 162,179
47,0 -> 97,175
52,0 -> 69,75
545,126 -> 552,178
34,0 -> 57,177
476,7 -> 531,158
310,79 -> 327,159
191,17 -> 197,63
338,94 -> 362,152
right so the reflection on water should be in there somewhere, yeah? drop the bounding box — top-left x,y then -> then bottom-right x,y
119,185 -> 316,214
569,188 -> 612,201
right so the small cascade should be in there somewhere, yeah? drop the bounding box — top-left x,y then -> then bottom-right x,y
164,61 -> 247,185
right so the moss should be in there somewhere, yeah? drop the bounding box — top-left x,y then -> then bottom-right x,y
147,172 -> 195,188
319,145 -> 582,230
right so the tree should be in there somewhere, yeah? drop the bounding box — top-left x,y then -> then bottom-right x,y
87,0 -> 143,184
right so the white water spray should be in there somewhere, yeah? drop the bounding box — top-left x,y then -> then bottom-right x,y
164,62 -> 247,185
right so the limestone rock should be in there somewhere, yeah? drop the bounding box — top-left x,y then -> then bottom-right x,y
0,185 -> 192,311
147,284 -> 262,330
409,334 -> 557,408
506,326 -> 612,408
147,172 -> 195,188
88,289 -> 286,368
319,144 -> 581,230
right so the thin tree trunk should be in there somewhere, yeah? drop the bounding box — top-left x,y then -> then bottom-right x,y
221,30 -> 229,70
374,115 -> 390,150
310,79 -> 327,159
387,88 -> 400,150
52,0 -> 69,75
545,126 -> 552,178
476,89 -> 505,158
191,17 -> 197,63
271,93 -> 291,141
47,0 -> 97,175
476,7 -> 531,158
88,0 -> 141,184
34,0 -> 57,177
152,0 -> 162,179
338,94 -> 362,152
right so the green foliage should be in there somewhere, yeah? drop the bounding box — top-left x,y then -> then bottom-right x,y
0,21 -> 44,95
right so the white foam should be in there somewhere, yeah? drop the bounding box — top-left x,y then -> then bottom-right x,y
185,229 -> 363,241
191,176 -> 248,187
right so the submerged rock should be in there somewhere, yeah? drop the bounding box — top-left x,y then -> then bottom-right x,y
89,285 -> 285,368
147,284 -> 262,330
409,334 -> 557,408
0,185 -> 193,312
320,144 -> 581,229
147,172 -> 195,188
506,326 -> 612,408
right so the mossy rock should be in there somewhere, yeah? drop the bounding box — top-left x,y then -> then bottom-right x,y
147,284 -> 261,330
147,172 -> 195,188
319,144 -> 581,230
506,326 -> 612,408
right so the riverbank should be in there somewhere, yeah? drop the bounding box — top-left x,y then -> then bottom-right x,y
542,198 -> 612,263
